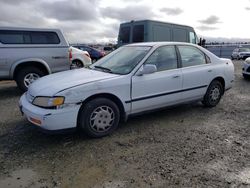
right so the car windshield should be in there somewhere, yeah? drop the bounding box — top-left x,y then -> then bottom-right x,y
239,48 -> 250,52
90,46 -> 151,75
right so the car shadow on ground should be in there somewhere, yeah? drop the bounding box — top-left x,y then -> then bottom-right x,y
0,102 -> 207,150
118,102 -> 210,131
0,81 -> 22,99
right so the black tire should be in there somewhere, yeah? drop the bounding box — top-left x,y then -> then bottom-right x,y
72,60 -> 84,68
15,67 -> 45,92
202,80 -> 223,107
78,98 -> 120,138
243,74 -> 250,80
231,56 -> 234,60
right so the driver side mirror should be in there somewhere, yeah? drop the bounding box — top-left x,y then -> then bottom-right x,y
136,64 -> 157,76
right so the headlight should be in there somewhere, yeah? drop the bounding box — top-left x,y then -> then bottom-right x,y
32,96 -> 65,108
245,58 -> 250,64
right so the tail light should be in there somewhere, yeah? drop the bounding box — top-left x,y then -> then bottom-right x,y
101,51 -> 106,56
69,49 -> 72,60
84,53 -> 90,58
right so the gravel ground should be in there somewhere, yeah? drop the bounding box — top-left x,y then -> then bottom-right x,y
0,60 -> 249,188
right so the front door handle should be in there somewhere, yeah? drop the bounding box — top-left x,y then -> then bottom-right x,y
208,70 -> 212,72
172,75 -> 180,78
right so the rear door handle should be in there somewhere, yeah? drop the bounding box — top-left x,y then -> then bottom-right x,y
208,70 -> 212,72
52,56 -> 67,59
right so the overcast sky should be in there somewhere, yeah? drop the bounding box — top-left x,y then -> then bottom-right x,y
1,0 -> 250,43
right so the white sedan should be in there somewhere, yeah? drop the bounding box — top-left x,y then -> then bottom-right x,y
69,46 -> 92,68
19,42 -> 234,138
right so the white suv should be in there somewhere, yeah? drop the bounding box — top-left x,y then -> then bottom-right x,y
0,27 -> 70,91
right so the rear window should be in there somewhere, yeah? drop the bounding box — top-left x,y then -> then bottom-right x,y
132,25 -> 144,42
119,26 -> 130,43
103,46 -> 112,51
239,48 -> 250,52
0,30 -> 60,44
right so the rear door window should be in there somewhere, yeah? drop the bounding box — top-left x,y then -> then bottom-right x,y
178,46 -> 206,67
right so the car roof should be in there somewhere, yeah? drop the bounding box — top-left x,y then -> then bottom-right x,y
74,45 -> 95,49
126,42 -> 197,48
0,26 -> 61,32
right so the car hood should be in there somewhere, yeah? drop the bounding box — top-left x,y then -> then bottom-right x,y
239,52 -> 250,55
28,68 -> 119,96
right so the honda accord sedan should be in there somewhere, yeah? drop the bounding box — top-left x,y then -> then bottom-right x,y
19,42 -> 234,138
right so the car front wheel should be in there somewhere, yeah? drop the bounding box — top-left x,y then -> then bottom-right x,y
243,74 -> 250,80
78,98 -> 120,138
202,80 -> 223,107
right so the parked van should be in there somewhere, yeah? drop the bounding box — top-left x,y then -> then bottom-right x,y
118,20 -> 198,46
0,27 -> 70,91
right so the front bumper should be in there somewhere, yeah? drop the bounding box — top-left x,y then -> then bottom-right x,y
242,62 -> 250,75
239,54 -> 250,60
19,94 -> 81,131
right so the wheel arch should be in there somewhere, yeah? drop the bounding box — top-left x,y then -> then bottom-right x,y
77,93 -> 126,127
72,58 -> 84,65
11,59 -> 51,80
210,76 -> 225,94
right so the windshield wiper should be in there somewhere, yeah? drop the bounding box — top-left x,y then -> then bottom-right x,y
93,65 -> 113,73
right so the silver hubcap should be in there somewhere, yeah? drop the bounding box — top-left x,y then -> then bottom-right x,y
209,87 -> 220,101
90,106 -> 114,133
24,73 -> 40,87
75,61 -> 83,68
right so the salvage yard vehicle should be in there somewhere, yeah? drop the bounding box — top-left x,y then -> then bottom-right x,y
242,57 -> 250,79
118,20 -> 198,46
69,46 -> 92,68
73,45 -> 105,62
19,42 -> 234,138
231,47 -> 250,60
0,27 -> 70,91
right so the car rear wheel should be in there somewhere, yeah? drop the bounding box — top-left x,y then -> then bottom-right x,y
202,80 -> 223,107
16,67 -> 45,92
72,60 -> 84,68
78,98 -> 120,138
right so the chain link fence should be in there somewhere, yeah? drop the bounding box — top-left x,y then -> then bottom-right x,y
205,44 -> 250,58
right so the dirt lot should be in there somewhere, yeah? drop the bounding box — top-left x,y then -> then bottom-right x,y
0,60 -> 249,188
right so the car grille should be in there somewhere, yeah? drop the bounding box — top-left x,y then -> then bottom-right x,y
26,92 -> 35,103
